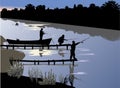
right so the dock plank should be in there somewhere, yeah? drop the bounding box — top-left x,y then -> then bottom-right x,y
0,44 -> 71,50
9,59 -> 77,65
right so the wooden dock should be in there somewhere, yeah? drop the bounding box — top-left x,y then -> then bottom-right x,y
9,59 -> 77,65
0,44 -> 71,50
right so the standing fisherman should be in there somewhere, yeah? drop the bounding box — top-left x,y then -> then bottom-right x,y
40,28 -> 45,40
70,41 -> 81,61
70,37 -> 89,61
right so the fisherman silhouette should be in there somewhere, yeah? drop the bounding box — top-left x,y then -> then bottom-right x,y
70,41 -> 81,61
58,34 -> 67,45
39,28 -> 45,40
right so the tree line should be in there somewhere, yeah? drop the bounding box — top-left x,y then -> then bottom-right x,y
1,0 -> 120,30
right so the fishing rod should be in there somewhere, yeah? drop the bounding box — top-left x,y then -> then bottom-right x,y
64,38 -> 79,41
79,37 -> 90,43
65,37 -> 90,43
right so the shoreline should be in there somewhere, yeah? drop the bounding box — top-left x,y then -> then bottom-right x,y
0,35 -> 25,73
2,18 -> 120,41
0,48 -> 25,73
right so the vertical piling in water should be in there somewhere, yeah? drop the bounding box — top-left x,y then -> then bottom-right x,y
66,45 -> 69,50
12,45 -> 14,50
48,60 -> 50,65
56,45 -> 58,49
62,60 -> 64,64
42,46 -> 44,49
53,60 -> 55,65
7,45 -> 9,49
34,60 -> 36,65
37,60 -> 39,65
24,45 -> 26,49
47,45 -> 50,49
32,45 -> 34,49
72,61 -> 74,66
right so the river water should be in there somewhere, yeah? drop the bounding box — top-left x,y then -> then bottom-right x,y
0,18 -> 120,88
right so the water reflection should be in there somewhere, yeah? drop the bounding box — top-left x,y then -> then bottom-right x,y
1,18 -> 120,88
71,72 -> 87,75
46,23 -> 120,41
29,49 -> 51,56
58,48 -> 67,57
79,53 -> 95,56
77,60 -> 89,63
69,64 -> 75,86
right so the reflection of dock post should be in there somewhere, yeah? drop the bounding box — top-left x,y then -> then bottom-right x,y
72,60 -> 74,66
69,64 -> 75,86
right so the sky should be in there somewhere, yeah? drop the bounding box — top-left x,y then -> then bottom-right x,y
0,0 -> 120,11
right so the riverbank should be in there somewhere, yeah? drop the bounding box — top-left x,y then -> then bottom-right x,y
0,36 -> 25,73
0,48 -> 25,72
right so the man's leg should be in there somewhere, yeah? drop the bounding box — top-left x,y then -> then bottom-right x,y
70,51 -> 73,60
73,52 -> 77,61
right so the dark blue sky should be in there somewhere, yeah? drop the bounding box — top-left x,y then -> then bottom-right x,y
0,0 -> 120,9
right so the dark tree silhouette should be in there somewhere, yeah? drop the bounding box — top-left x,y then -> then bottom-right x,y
1,0 -> 120,30
1,8 -> 8,18
101,0 -> 120,29
24,4 -> 36,20
36,5 -> 46,20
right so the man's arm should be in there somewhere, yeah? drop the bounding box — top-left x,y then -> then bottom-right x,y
75,42 -> 81,45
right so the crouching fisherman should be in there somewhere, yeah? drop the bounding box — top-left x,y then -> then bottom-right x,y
58,34 -> 67,45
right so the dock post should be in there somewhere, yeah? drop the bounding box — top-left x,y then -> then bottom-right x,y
56,45 -> 58,49
32,45 -> 34,49
47,45 -> 50,49
12,45 -> 14,50
17,59 -> 19,63
62,60 -> 64,65
42,46 -> 44,49
37,60 -> 39,65
24,45 -> 26,49
53,60 -> 55,65
48,60 -> 50,65
66,45 -> 69,50
34,60 -> 36,65
7,45 -> 9,49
